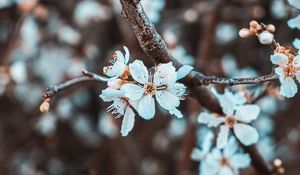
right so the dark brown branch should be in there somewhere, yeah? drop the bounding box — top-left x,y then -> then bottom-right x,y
119,1 -> 275,174
42,70 -> 109,99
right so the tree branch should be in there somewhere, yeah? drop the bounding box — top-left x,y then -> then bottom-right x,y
42,70 -> 109,99
119,0 -> 275,174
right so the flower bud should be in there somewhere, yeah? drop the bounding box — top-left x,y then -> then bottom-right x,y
40,100 -> 50,113
250,20 -> 259,28
239,28 -> 252,38
258,31 -> 274,45
266,24 -> 275,33
107,78 -> 122,89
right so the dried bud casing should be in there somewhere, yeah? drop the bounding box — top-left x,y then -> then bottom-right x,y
258,31 -> 274,45
266,24 -> 276,33
40,100 -> 50,113
239,28 -> 252,38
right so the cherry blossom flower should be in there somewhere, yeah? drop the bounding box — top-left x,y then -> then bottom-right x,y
191,130 -> 214,161
103,46 -> 130,78
121,60 -> 192,119
198,90 -> 260,148
200,137 -> 251,175
99,87 -> 136,136
271,53 -> 300,98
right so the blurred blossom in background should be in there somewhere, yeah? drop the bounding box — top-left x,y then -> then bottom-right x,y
0,0 -> 300,175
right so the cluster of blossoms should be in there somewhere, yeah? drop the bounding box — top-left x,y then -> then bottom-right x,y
99,46 -> 193,136
192,132 -> 251,175
271,46 -> 300,98
198,89 -> 260,148
239,20 -> 275,45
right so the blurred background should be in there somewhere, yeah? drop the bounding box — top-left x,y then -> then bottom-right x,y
0,0 -> 300,174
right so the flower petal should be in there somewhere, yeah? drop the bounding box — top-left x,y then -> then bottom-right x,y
99,88 -> 123,102
200,153 -> 220,175
229,153 -> 251,169
191,148 -> 205,161
156,90 -> 180,110
121,83 -> 144,101
217,125 -> 230,148
280,77 -> 298,98
235,104 -> 260,123
218,90 -> 236,116
270,53 -> 288,65
296,71 -> 300,83
288,0 -> 300,10
233,123 -> 259,146
129,60 -> 149,84
105,61 -> 126,77
293,55 -> 300,67
123,46 -> 130,64
176,65 -> 193,80
153,62 -> 177,86
219,166 -> 235,175
138,95 -> 155,120
288,15 -> 300,29
168,83 -> 186,97
223,137 -> 238,157
198,111 -> 212,125
120,106 -> 135,136
275,67 -> 285,82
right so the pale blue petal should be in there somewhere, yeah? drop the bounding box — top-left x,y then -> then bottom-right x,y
280,77 -> 298,98
224,137 -> 238,157
121,83 -> 144,101
153,62 -> 177,86
123,46 -> 130,64
219,166 -> 235,175
106,60 -> 126,77
200,154 -> 220,175
288,0 -> 300,9
293,55 -> 300,67
293,38 -> 300,51
275,67 -> 285,82
197,111 -> 212,124
235,105 -> 260,123
288,15 -> 300,29
168,83 -> 186,97
202,131 -> 214,153
229,153 -> 251,169
138,95 -> 155,119
169,108 -> 183,118
212,148 -> 222,160
191,148 -> 205,161
120,107 -> 135,136
218,90 -> 236,116
176,65 -> 193,80
270,53 -> 288,65
233,123 -> 259,146
156,90 -> 180,110
99,88 -> 123,102
217,125 -> 230,148
129,60 -> 149,84
296,71 -> 300,83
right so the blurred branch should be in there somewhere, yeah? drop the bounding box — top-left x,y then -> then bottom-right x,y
119,0 -> 276,174
42,70 -> 109,99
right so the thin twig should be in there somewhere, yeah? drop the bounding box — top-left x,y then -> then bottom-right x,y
42,70 -> 109,99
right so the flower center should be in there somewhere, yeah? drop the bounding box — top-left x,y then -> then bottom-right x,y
225,116 -> 236,128
220,157 -> 229,166
144,83 -> 156,95
285,64 -> 296,78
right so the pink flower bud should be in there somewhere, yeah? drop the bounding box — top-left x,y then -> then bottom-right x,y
107,78 -> 122,89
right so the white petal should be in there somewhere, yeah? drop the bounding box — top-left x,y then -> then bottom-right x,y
293,55 -> 300,67
200,154 -> 220,175
99,88 -> 123,102
218,90 -> 236,116
168,83 -> 186,97
123,46 -> 130,64
176,65 -> 193,80
198,111 -> 212,124
156,90 -> 180,110
296,71 -> 300,83
105,61 -> 126,77
288,15 -> 300,29
169,108 -> 183,118
223,137 -> 238,157
217,125 -> 230,148
121,83 -> 144,101
235,105 -> 260,123
191,148 -> 205,161
115,50 -> 125,63
120,107 -> 135,136
233,123 -> 259,146
280,77 -> 298,98
229,153 -> 251,169
129,60 -> 149,84
275,67 -> 285,82
270,53 -> 288,65
289,0 -> 300,9
293,38 -> 300,50
138,95 -> 155,120
219,166 -> 235,175
153,62 -> 177,86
